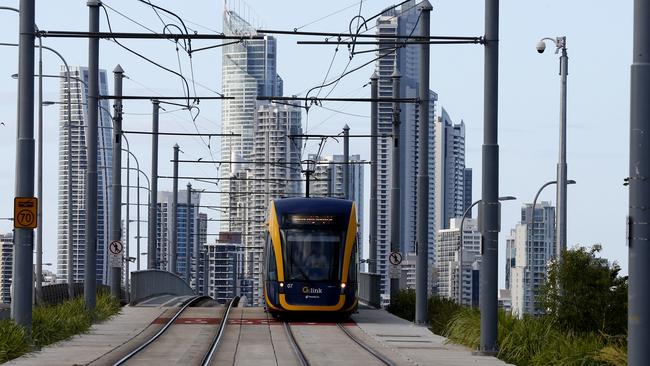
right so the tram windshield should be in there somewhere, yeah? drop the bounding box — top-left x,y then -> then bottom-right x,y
283,229 -> 343,282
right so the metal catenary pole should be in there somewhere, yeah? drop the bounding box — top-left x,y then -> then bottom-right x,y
12,0 -> 36,329
125,134 -> 130,296
136,161 -> 141,271
170,144 -> 179,274
148,100 -> 159,269
35,35 -> 43,305
557,38 -> 568,259
185,183 -> 191,284
110,65 -> 124,298
369,72 -> 378,277
479,0 -> 500,353
415,0 -> 432,325
84,0 -> 100,311
390,69 -> 401,299
628,0 -> 650,364
192,185 -> 200,291
343,125 -> 350,200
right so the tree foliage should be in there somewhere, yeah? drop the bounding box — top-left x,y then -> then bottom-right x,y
538,245 -> 627,335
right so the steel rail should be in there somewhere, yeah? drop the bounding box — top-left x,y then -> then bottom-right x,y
336,323 -> 396,366
200,296 -> 241,366
113,296 -> 209,365
284,322 -> 311,366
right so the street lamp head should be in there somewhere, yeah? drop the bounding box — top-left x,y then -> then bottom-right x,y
10,73 -> 18,79
536,40 -> 546,54
42,101 -> 56,106
498,196 -> 517,201
567,179 -> 577,185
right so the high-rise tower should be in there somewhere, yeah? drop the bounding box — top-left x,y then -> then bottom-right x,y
56,66 -> 113,284
374,1 -> 438,304
434,108 -> 467,233
221,2 -> 300,306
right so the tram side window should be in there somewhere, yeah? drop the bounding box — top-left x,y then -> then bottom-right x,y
267,234 -> 277,281
348,238 -> 358,283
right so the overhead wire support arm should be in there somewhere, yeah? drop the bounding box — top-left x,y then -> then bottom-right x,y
123,131 -> 240,137
36,30 -> 263,40
170,159 -> 372,165
158,176 -> 315,182
257,28 -> 442,40
296,38 -> 484,45
287,134 -> 392,138
98,95 -> 233,100
258,96 -> 419,104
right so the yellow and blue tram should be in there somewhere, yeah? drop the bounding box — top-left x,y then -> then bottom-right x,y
263,198 -> 359,317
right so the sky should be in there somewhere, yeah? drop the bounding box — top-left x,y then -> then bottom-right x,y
0,0 -> 633,289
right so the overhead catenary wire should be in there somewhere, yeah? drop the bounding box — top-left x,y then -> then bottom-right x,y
293,1 -> 362,31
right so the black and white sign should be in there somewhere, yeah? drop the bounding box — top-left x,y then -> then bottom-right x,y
109,240 -> 123,267
388,251 -> 403,266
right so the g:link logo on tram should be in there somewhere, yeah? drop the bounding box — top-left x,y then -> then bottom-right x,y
302,286 -> 323,294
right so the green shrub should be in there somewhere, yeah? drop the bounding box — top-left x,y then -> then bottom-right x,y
387,289 -> 415,322
0,320 -> 30,363
427,296 -> 463,335
32,296 -> 93,346
1,293 -> 121,363
596,341 -> 627,366
95,291 -> 121,321
444,307 -> 481,349
528,331 -> 605,366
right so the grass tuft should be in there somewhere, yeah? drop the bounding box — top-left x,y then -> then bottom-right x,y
0,319 -> 30,362
0,291 -> 121,363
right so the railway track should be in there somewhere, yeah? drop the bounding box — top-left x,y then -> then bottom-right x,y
112,295 -> 239,366
283,321 -> 396,366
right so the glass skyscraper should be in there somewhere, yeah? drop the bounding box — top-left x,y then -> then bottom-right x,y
56,66 -> 113,284
220,3 -> 296,306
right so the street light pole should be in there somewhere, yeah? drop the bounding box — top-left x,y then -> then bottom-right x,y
529,180 -> 576,275
458,196 -> 515,305
537,36 -> 568,260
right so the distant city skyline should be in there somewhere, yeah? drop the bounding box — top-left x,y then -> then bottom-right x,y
0,1 -> 633,293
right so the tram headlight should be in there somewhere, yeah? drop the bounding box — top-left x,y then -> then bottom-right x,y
340,282 -> 346,293
279,282 -> 284,293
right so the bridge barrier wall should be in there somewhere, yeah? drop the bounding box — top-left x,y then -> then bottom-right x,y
40,283 -> 113,305
358,272 -> 382,308
130,270 -> 194,305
